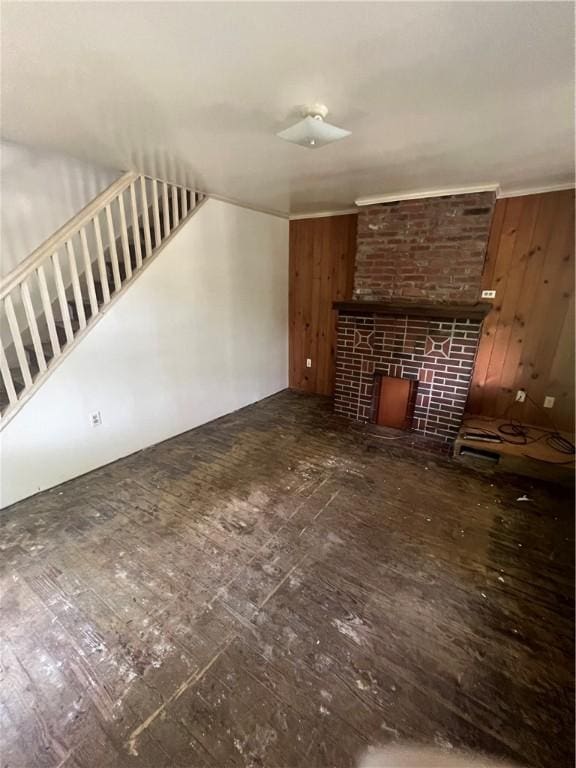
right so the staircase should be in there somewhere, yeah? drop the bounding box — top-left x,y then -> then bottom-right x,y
0,172 -> 204,426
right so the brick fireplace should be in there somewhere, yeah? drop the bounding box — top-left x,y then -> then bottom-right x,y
333,191 -> 495,442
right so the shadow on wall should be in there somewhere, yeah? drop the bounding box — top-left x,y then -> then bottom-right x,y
0,140 -> 120,278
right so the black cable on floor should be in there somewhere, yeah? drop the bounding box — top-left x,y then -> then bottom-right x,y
463,393 -> 575,464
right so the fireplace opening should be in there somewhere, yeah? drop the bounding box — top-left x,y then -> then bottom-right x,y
371,372 -> 417,430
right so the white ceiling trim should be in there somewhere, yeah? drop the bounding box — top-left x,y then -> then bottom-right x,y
498,182 -> 575,199
213,180 -> 575,221
354,184 -> 501,207
289,208 -> 358,221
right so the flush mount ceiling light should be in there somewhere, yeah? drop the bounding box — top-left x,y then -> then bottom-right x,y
276,104 -> 351,149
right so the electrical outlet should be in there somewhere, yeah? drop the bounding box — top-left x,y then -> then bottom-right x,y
543,396 -> 555,409
306,358 -> 312,368
515,389 -> 526,403
481,290 -> 496,299
90,410 -> 103,427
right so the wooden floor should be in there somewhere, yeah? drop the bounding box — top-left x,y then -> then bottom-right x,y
1,391 -> 573,768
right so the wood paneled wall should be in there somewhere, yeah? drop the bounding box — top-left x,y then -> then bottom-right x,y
289,192 -> 574,431
468,190 -> 575,432
289,215 -> 357,395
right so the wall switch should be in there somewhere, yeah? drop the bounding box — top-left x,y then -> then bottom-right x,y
90,410 -> 103,427
481,290 -> 496,299
543,396 -> 555,408
515,389 -> 527,403
306,358 -> 312,368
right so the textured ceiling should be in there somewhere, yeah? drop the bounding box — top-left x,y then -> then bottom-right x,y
2,1 -> 574,216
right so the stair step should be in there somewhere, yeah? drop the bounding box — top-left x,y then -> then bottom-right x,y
105,260 -> 127,284
24,341 -> 55,367
103,240 -> 142,285
93,280 -> 106,303
67,299 -> 94,323
55,318 -> 81,345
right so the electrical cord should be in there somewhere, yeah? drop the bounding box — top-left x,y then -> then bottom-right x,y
464,393 -> 575,464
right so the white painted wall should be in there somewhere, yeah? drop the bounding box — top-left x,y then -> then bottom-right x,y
0,198 -> 289,508
1,140 -> 120,277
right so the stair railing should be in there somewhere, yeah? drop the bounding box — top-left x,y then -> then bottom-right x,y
0,171 -> 201,424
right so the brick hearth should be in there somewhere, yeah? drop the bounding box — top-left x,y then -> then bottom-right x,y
334,309 -> 482,442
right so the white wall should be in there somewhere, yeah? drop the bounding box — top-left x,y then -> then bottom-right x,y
1,140 -> 120,277
0,198 -> 289,508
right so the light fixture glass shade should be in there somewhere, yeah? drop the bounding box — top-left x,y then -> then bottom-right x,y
276,116 -> 351,149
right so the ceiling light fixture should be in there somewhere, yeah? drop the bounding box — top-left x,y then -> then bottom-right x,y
276,104 -> 351,149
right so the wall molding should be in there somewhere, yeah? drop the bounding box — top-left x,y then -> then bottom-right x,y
203,180 -> 575,221
354,184 -> 501,207
289,208 -> 359,221
498,182 -> 575,199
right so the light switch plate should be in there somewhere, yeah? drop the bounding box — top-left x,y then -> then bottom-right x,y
306,358 -> 312,368
543,396 -> 555,409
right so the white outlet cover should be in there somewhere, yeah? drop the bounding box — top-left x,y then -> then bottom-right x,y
306,358 -> 312,368
90,410 -> 103,427
481,290 -> 496,299
515,390 -> 526,403
543,396 -> 555,408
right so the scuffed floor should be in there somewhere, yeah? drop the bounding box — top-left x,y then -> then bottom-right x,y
0,391 -> 573,767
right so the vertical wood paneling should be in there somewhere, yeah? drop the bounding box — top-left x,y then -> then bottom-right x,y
468,190 -> 574,432
289,215 -> 356,395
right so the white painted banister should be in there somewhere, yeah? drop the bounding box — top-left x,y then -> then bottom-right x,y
21,280 -> 47,373
93,213 -> 111,305
129,182 -> 143,269
0,172 -> 204,426
172,186 -> 180,229
0,173 -> 137,301
37,265 -> 61,357
140,177 -> 153,258
52,250 -> 74,344
105,204 -> 122,293
4,295 -> 33,387
162,182 -> 171,237
152,180 -> 162,247
118,191 -> 133,281
80,228 -> 99,317
66,239 -> 87,330
0,347 -> 17,406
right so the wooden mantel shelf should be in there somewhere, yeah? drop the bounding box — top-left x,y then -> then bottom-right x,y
332,300 -> 492,320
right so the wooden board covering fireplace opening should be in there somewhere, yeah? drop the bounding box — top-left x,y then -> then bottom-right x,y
372,373 -> 417,430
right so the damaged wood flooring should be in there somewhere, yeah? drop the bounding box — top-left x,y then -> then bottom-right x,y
0,391 -> 573,768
